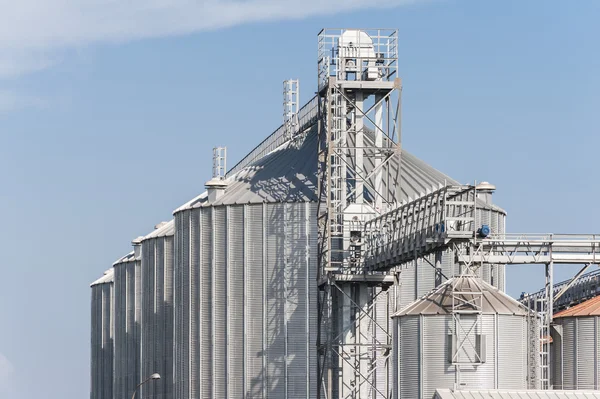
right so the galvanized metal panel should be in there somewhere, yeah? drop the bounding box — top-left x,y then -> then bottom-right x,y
398,316 -> 420,399
399,263 -> 416,310
164,235 -> 175,399
497,315 -> 527,389
308,202 -> 320,399
90,273 -> 114,399
422,316 -> 454,399
551,323 -> 563,389
200,208 -> 213,399
266,203 -> 286,398
173,212 -> 184,399
228,206 -> 245,398
189,209 -> 200,399
214,207 -> 228,398
285,203 -> 310,398
576,317 -> 596,389
417,254 -> 436,298
562,318 -> 576,389
246,204 -> 265,398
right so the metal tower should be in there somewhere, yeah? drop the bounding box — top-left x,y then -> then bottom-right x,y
316,28 -> 401,399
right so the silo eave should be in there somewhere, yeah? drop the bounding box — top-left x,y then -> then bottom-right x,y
112,251 -> 135,266
90,268 -> 114,286
141,219 -> 175,240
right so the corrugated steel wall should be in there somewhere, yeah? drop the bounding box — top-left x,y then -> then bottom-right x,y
113,257 -> 141,399
394,313 -> 529,399
173,202 -> 317,399
553,316 -> 599,390
141,233 -> 175,399
90,278 -> 114,399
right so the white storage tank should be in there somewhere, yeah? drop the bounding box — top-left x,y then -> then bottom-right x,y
90,269 -> 114,399
113,248 -> 142,399
140,220 -> 175,399
552,295 -> 600,390
393,276 -> 535,399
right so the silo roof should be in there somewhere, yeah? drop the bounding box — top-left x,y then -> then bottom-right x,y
173,127 -> 477,212
554,295 -> 600,318
142,220 -> 175,240
90,268 -> 114,286
393,276 -> 529,317
435,389 -> 600,398
112,251 -> 135,266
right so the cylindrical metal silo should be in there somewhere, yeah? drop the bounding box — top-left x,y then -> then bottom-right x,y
551,295 -> 600,390
113,249 -> 142,399
140,221 -> 175,399
393,276 -> 534,399
90,269 -> 114,399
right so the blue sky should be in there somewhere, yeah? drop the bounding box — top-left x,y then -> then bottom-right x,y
0,0 -> 599,398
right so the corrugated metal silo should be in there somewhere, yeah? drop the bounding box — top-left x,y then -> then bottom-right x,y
90,269 -> 114,399
113,249 -> 142,399
552,295 -> 600,390
393,276 -> 534,399
172,128 -> 319,399
140,221 -> 175,399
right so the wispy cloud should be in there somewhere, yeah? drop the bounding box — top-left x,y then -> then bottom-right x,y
0,0 -> 421,78
0,90 -> 47,113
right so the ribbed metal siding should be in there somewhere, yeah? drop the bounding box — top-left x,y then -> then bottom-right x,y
200,208 -> 213,399
457,315 -> 495,390
551,324 -> 563,389
214,207 -> 228,398
141,239 -> 156,399
140,231 -> 174,399
266,203 -> 286,398
113,258 -> 141,399
422,316 -> 453,399
417,254 -> 436,298
497,315 -> 527,389
246,204 -> 265,398
188,210 -> 199,399
286,203 -> 310,397
164,236 -> 174,399
172,202 -> 316,398
576,317 -> 596,389
399,263 -> 416,310
174,212 -> 184,399
229,206 -> 245,398
398,316 -> 419,399
562,318 -> 576,390
91,280 -> 114,399
308,202 -> 320,399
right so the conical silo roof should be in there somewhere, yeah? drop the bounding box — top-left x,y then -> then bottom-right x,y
393,276 -> 529,317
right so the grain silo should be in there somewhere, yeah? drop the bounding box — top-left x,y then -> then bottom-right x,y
393,276 -> 535,399
552,295 -> 600,390
170,114 -> 498,398
140,221 -> 175,399
90,268 -> 114,399
113,248 -> 142,399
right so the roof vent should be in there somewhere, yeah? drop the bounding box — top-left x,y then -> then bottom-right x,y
132,236 -> 144,259
476,181 -> 496,205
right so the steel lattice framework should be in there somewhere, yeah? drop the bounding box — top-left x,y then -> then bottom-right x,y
316,28 -> 401,399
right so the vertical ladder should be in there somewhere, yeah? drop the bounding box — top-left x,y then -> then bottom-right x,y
537,297 -> 550,389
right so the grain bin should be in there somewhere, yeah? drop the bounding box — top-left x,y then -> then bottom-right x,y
393,276 -> 535,399
90,269 -> 114,399
170,125 -> 477,399
552,295 -> 600,390
140,221 -> 175,399
113,248 -> 142,399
